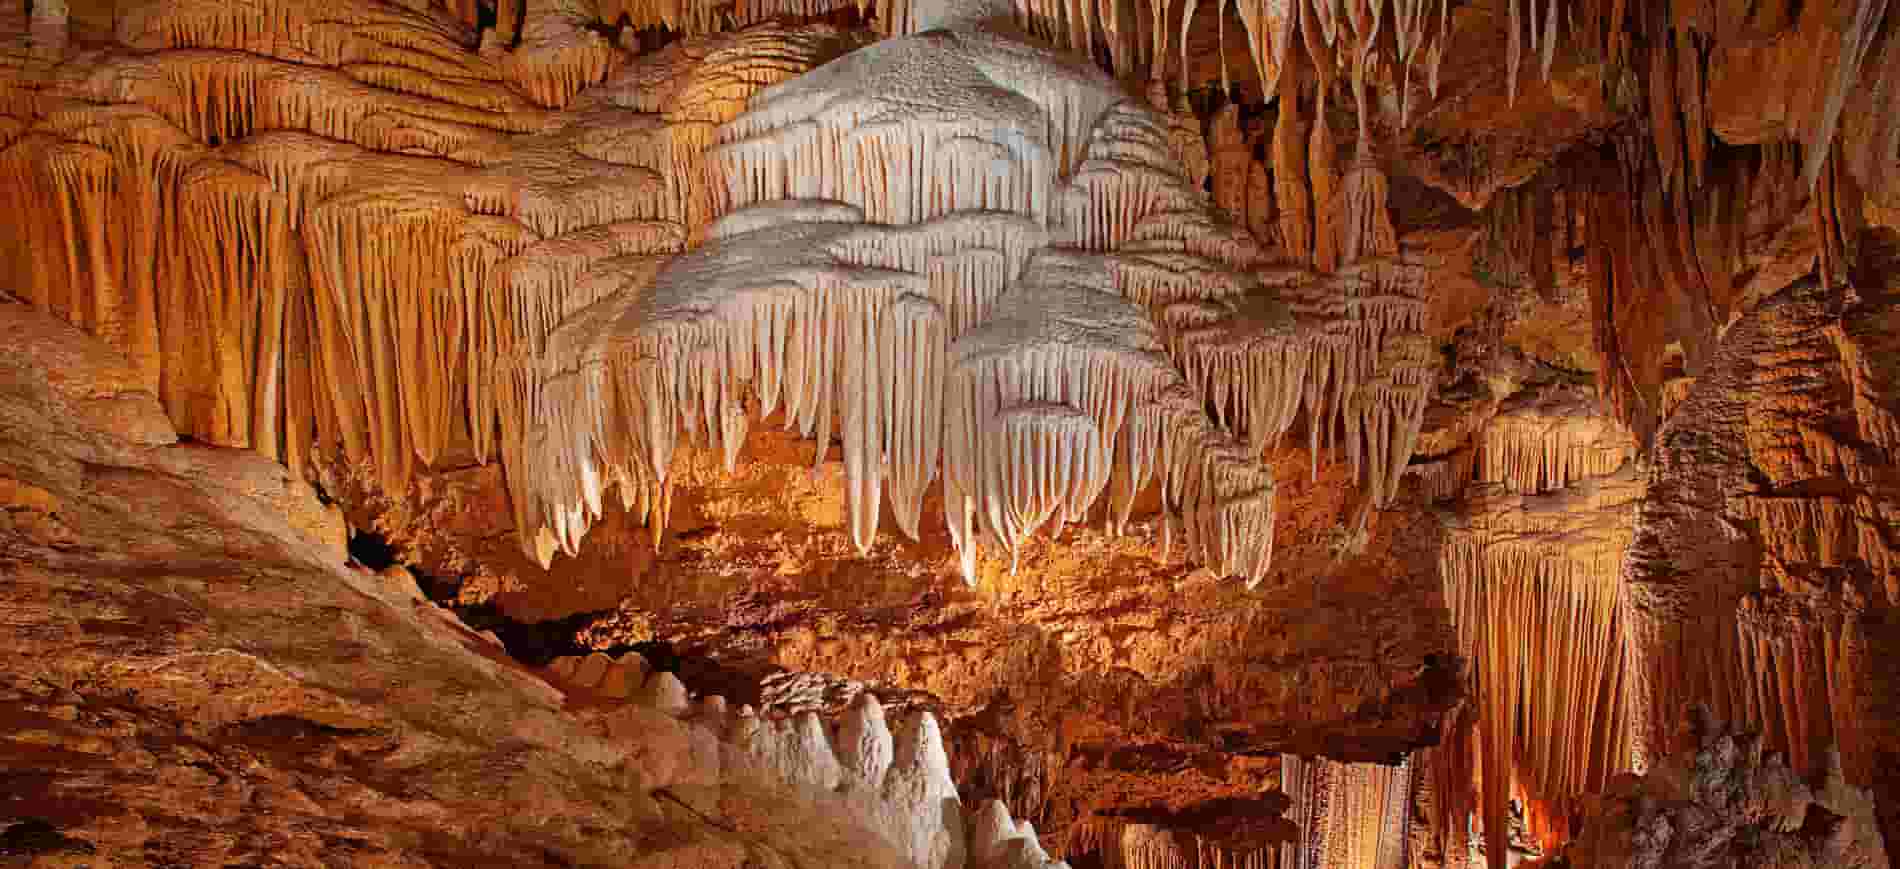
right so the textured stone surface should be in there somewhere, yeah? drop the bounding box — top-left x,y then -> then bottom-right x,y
0,301 -> 903,867
1557,709 -> 1889,869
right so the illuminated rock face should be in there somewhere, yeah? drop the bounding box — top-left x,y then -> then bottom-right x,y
5,0 -> 1900,867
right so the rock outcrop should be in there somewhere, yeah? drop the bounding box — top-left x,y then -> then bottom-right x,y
0,297 -> 910,866
1555,709 -> 1889,869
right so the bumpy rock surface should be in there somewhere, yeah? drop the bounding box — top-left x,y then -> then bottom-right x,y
1555,710 -> 1889,869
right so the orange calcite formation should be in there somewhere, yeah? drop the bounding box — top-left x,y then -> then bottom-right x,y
1440,464 -> 1643,864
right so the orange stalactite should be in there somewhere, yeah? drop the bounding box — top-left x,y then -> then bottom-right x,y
1439,457 -> 1643,869
1277,755 -> 1412,869
0,0 -> 824,509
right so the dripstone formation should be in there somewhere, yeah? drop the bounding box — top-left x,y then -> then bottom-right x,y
2,0 -> 1897,867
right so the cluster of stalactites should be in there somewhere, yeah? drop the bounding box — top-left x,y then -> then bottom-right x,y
998,0 -> 1452,126
1057,94 -> 1431,518
1084,822 -> 1283,869
1278,754 -> 1412,869
500,20 -> 1285,586
0,113 -> 680,496
1576,141 -> 1801,442
1630,597 -> 1870,794
944,251 -> 1276,585
1559,1 -> 1895,436
503,205 -> 1276,584
500,207 -> 1052,567
1437,467 -> 1644,869
1493,0 -> 1900,204
1478,400 -> 1639,495
1,2 -> 830,506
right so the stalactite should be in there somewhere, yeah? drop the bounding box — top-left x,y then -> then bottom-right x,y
1403,447 -> 1475,503
1270,57 -> 1311,264
175,160 -> 300,458
1439,465 -> 1644,869
1477,390 -> 1638,494
488,19 -> 1300,582
1,0 -> 1448,594
947,251 -> 1275,585
1574,135 -> 1801,438
1478,179 -> 1559,300
1209,104 -> 1250,227
1232,0 -> 1292,103
1304,31 -> 1341,273
496,0 -> 618,110
0,108 -> 201,399
1245,139 -> 1276,246
1840,15 -> 1900,199
1344,334 -> 1434,511
1278,754 -> 1413,869
94,49 -> 536,160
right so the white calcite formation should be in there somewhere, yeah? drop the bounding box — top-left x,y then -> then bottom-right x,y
502,9 -> 1431,587
543,652 -> 1069,869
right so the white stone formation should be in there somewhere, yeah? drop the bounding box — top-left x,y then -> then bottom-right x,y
502,6 -> 1431,587
543,651 -> 1068,869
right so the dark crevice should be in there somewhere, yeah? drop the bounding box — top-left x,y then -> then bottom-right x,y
446,604 -> 607,667
346,529 -> 397,571
0,818 -> 95,858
